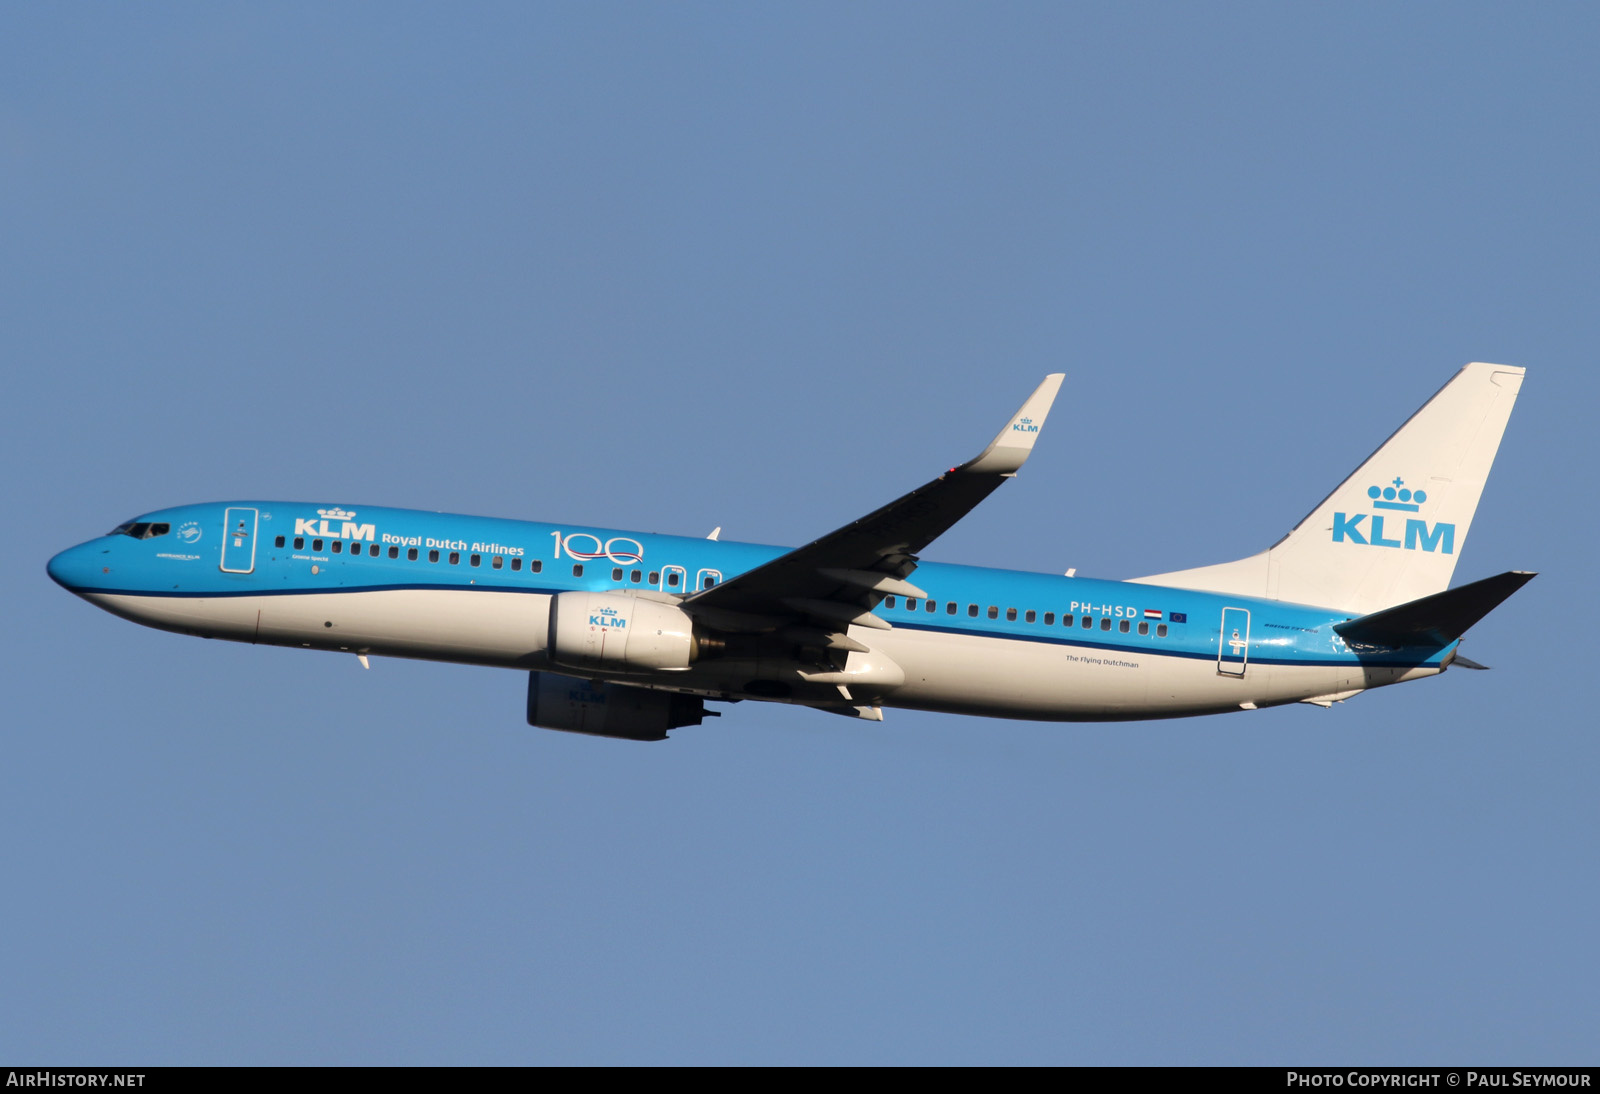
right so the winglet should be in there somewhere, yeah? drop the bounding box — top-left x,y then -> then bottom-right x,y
961,373 -> 1065,475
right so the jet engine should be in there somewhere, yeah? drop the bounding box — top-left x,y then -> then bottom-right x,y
547,591 -> 704,672
527,671 -> 714,741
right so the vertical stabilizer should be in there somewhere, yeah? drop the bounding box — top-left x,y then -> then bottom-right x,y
1130,363 -> 1525,614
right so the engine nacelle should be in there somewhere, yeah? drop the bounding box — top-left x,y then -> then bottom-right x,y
547,592 -> 699,672
527,671 -> 712,741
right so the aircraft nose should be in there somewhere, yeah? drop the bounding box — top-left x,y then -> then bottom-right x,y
47,541 -> 106,592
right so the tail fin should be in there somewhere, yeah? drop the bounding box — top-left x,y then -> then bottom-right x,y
1131,363 -> 1526,613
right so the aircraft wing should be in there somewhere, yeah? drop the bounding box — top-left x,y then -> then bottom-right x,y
682,375 -> 1063,643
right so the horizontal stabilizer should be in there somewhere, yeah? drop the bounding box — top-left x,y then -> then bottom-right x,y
1334,570 -> 1535,650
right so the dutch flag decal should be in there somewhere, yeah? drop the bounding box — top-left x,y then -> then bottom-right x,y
1143,608 -> 1163,620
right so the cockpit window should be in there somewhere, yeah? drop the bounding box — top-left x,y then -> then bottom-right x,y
109,521 -> 171,540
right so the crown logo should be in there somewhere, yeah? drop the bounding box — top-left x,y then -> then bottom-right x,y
318,507 -> 356,521
1367,478 -> 1426,512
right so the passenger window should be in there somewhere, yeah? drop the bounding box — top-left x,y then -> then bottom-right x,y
926,599 -> 936,612
531,560 -> 542,573
511,557 -> 522,571
1024,610 -> 1036,623
1138,621 -> 1149,635
492,556 -> 504,570
1101,617 -> 1111,631
1119,619 -> 1130,633
389,546 -> 399,559
649,571 -> 659,584
294,537 -> 304,550
667,572 -> 680,587
470,554 -> 481,567
946,602 -> 956,615
1082,616 -> 1092,629
1005,608 -> 1017,621
275,535 -> 285,548
332,540 -> 342,553
885,596 -> 896,608
906,599 -> 918,611
313,539 -> 324,552
631,569 -> 641,583
408,548 -> 419,561
429,550 -> 439,563
572,564 -> 584,577
705,576 -> 717,588
987,606 -> 998,619
1157,624 -> 1168,638
449,552 -> 460,565
1044,612 -> 1054,625
370,544 -> 380,557
612,567 -> 623,581
968,604 -> 978,617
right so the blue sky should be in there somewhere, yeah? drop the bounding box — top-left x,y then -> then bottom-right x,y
3,3 -> 1596,1064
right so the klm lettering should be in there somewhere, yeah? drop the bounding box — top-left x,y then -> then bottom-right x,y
590,613 -> 626,628
1332,512 -> 1455,554
295,518 -> 376,541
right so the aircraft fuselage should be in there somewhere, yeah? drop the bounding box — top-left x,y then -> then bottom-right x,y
47,501 -> 1439,723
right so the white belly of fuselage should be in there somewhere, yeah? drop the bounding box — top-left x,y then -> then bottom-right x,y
88,588 -> 1432,720
88,588 -> 556,669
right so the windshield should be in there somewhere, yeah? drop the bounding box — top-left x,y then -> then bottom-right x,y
107,521 -> 171,540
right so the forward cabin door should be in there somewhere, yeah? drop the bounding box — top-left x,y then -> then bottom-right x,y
1217,607 -> 1250,677
220,508 -> 258,574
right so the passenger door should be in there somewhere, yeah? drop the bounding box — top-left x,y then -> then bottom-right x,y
1217,607 -> 1250,677
220,508 -> 258,574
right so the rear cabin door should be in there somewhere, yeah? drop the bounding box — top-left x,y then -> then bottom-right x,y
1217,606 -> 1250,677
220,508 -> 258,574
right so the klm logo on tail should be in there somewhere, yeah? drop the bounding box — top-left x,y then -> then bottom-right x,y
1332,478 -> 1455,554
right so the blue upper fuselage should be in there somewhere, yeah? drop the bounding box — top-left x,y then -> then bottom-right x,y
47,500 -> 1453,670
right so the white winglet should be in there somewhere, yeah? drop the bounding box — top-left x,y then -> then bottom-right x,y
961,373 -> 1065,475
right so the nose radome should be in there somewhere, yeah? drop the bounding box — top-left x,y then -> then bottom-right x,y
47,542 -> 101,591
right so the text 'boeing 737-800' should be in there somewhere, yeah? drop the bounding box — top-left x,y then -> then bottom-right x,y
49,364 -> 1531,740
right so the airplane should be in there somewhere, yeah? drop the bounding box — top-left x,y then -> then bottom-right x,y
47,363 -> 1531,741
